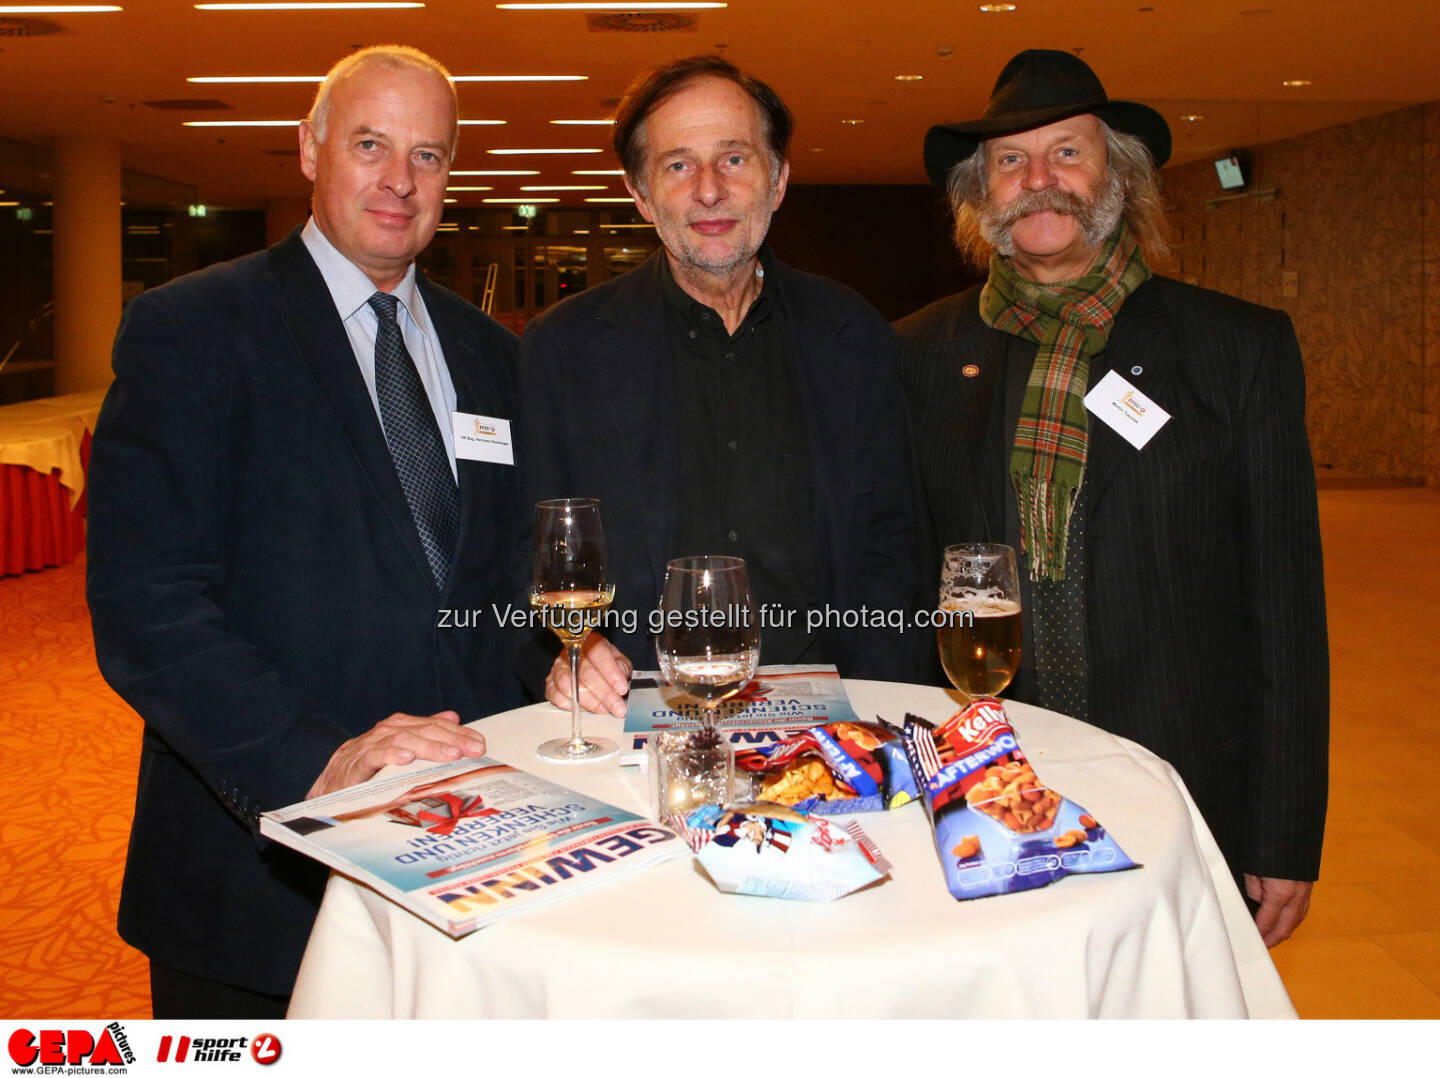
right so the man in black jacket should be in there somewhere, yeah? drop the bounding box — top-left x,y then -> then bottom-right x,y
896,50 -> 1328,946
520,55 -> 922,715
87,46 -> 521,1016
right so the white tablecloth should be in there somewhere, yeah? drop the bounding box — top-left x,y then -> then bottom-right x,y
288,680 -> 1295,1019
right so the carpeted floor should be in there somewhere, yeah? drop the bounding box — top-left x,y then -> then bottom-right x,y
2,484 -> 1438,1018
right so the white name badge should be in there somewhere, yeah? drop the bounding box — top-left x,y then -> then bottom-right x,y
452,412 -> 515,466
1083,370 -> 1171,450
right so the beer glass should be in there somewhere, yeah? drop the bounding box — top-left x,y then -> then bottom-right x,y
531,498 -> 618,762
936,543 -> 1022,701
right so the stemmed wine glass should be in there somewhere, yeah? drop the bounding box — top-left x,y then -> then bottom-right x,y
937,543 -> 1023,701
530,498 -> 618,762
651,555 -> 760,814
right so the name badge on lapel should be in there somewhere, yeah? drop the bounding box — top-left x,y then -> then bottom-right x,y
1083,370 -> 1171,450
452,412 -> 515,466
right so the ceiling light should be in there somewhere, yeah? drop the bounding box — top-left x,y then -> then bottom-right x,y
573,169 -> 624,176
496,3 -> 726,9
190,74 -> 586,83
601,222 -> 654,228
573,229 -> 590,234
502,225 -> 530,230
484,197 -> 560,203
585,197 -> 636,204
452,74 -> 588,82
443,198 -> 457,203
1282,79 -> 1312,87
978,3 -> 1016,11
183,120 -> 298,126
487,148 -> 603,155
459,120 -> 507,126
1179,114 -> 1203,123
451,170 -> 539,176
522,185 -> 607,191
550,119 -> 615,126
445,186 -> 495,191
0,5 -> 122,11
194,4 -> 425,10
840,119 -> 864,126
894,75 -> 924,82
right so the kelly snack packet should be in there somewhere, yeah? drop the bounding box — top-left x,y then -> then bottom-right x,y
902,698 -> 1137,900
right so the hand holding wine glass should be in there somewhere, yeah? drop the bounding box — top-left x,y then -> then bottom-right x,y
531,498 -> 618,762
937,543 -> 1022,702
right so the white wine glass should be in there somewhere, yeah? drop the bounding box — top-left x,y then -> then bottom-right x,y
937,542 -> 1022,702
531,498 -> 618,762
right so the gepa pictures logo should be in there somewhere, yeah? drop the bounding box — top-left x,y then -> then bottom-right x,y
8,1022 -> 135,1069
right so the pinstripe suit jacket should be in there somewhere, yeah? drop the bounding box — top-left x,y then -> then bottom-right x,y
895,277 -> 1328,882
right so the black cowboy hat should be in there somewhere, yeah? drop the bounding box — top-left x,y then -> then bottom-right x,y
923,49 -> 1172,186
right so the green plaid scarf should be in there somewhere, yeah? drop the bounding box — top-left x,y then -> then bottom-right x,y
979,223 -> 1150,581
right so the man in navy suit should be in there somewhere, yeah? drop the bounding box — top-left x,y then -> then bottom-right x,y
897,50 -> 1328,945
518,56 -> 923,715
87,46 -> 522,1016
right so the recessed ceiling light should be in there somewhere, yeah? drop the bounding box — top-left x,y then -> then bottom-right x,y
443,198 -> 457,203
1282,79 -> 1312,87
445,186 -> 495,191
487,148 -> 603,155
194,4 -> 425,10
978,3 -> 1017,11
0,5 -> 122,12
459,120 -> 507,126
573,169 -> 625,176
1179,114 -> 1203,123
550,119 -> 615,126
894,75 -> 924,82
451,170 -> 539,176
522,185 -> 608,191
585,197 -> 636,203
188,74 -> 587,83
502,225 -> 530,230
483,197 -> 561,203
841,119 -> 864,126
182,120 -> 298,126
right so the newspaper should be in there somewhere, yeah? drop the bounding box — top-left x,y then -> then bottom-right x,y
619,664 -> 861,766
260,757 -> 685,938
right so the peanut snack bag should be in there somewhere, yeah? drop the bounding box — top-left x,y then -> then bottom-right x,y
734,719 -> 918,814
902,699 -> 1138,900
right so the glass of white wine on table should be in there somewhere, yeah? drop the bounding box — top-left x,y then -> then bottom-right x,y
531,498 -> 618,762
652,555 -> 761,816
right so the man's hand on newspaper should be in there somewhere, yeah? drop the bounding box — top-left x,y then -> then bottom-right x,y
307,711 -> 487,798
546,633 -> 633,718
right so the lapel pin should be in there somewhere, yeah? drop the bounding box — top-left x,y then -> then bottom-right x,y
1130,365 -> 1144,376
962,363 -> 980,378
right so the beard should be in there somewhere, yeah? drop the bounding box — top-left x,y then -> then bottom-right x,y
976,168 -> 1126,257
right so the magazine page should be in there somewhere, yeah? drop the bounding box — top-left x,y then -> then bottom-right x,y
260,758 -> 685,938
620,664 -> 861,765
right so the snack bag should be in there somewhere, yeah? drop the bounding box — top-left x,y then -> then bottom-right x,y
902,699 -> 1138,900
733,719 -> 918,814
674,802 -> 891,902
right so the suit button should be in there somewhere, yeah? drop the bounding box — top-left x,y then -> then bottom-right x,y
727,439 -> 738,451
727,529 -> 739,542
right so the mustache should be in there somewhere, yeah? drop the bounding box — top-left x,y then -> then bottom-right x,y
989,187 -> 1093,228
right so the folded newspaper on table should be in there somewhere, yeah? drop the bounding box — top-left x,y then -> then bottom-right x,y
259,758 -> 686,938
619,664 -> 860,766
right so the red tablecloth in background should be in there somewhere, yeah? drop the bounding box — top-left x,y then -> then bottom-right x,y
0,430 -> 90,577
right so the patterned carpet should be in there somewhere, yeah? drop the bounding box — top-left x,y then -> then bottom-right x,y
0,553 -> 150,1018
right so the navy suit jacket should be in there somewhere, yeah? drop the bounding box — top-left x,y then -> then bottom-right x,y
516,251 -> 925,687
87,229 -> 524,994
896,277 -> 1329,882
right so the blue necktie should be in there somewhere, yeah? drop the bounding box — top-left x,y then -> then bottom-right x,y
368,291 -> 459,590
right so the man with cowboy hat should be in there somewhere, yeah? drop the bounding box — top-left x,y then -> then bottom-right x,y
896,50 -> 1328,946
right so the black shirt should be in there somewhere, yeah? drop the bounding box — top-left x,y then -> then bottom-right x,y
661,249 -> 822,664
